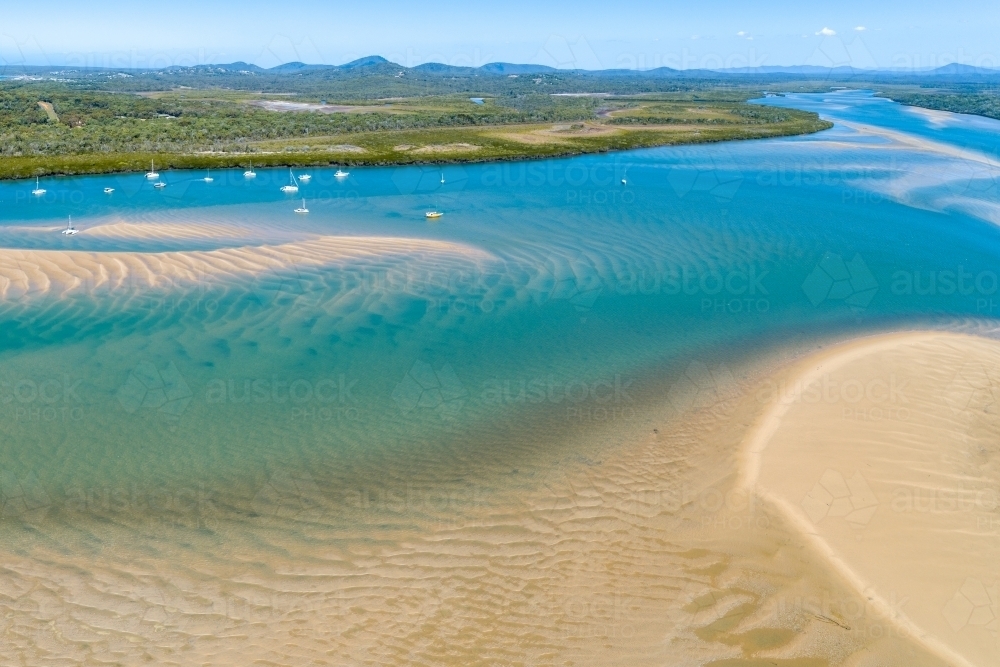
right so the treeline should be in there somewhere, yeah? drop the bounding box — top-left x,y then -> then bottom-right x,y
884,90 -> 1000,121
0,84 -> 604,156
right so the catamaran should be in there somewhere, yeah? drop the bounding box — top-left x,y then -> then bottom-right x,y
146,160 -> 159,179
244,161 -> 256,178
31,177 -> 46,196
61,216 -> 78,235
280,169 -> 299,193
294,199 -> 309,214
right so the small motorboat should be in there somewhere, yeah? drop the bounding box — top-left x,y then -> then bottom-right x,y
103,187 -> 115,194
298,174 -> 311,182
244,161 -> 256,178
294,199 -> 309,214
334,168 -> 349,179
32,177 -> 46,196
61,216 -> 79,235
154,181 -> 166,189
146,160 -> 159,179
280,169 -> 299,193
621,178 -> 627,185
425,211 -> 443,219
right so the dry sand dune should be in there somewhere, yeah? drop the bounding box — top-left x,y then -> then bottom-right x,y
743,331 -> 1000,667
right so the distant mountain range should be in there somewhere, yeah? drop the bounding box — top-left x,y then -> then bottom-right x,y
167,58 -> 1000,78
7,56 -> 1000,80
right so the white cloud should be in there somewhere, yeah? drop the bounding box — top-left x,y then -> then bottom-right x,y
854,26 -> 866,31
816,27 -> 837,36
737,31 -> 746,36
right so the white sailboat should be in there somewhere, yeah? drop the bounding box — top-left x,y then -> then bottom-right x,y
294,199 -> 309,214
203,169 -> 214,183
61,216 -> 78,235
31,177 -> 46,196
440,171 -> 445,185
146,160 -> 159,179
244,161 -> 256,178
280,169 -> 299,193
334,167 -> 349,179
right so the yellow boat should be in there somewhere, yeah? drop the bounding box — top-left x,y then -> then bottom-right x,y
425,211 -> 443,219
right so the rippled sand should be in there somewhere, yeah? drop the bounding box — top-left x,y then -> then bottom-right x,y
4,328 -> 986,665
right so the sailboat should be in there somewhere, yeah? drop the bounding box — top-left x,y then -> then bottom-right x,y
103,187 -> 115,194
280,169 -> 299,193
203,169 -> 214,183
294,199 -> 309,214
244,161 -> 256,178
334,167 -> 349,179
440,171 -> 445,185
154,180 -> 166,189
621,167 -> 628,186
31,177 -> 46,196
61,216 -> 78,235
425,211 -> 443,219
146,160 -> 159,179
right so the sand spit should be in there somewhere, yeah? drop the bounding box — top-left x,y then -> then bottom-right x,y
841,120 -> 1000,170
0,236 -> 497,299
742,331 -> 1000,667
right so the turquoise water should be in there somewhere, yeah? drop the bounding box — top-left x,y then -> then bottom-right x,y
3,88 -> 1000,510
1,89 -> 1000,662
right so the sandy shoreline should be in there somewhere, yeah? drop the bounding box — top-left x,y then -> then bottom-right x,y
741,330 -> 1000,667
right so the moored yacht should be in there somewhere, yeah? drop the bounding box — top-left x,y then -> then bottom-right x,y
280,169 -> 299,193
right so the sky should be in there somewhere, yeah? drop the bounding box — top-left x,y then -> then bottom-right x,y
2,0 -> 999,71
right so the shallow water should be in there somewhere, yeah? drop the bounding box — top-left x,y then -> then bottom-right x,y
1,90 -> 999,664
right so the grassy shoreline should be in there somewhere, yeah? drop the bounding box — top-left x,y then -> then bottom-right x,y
0,116 -> 832,181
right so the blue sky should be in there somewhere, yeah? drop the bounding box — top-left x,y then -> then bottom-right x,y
2,0 -> 998,70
